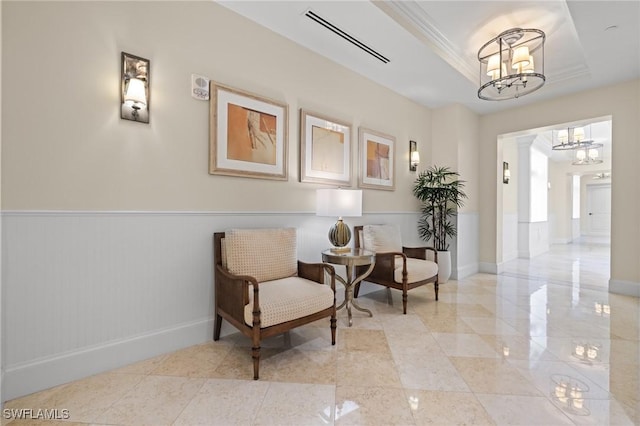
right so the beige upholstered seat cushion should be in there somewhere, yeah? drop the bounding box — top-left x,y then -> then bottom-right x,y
363,224 -> 403,253
225,228 -> 297,283
244,277 -> 334,328
394,257 -> 438,283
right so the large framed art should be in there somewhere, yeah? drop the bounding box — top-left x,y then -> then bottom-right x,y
209,82 -> 288,180
300,109 -> 351,185
358,127 -> 395,190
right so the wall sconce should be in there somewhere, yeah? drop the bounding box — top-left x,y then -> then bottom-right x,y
409,140 -> 420,171
121,52 -> 150,123
502,161 -> 511,184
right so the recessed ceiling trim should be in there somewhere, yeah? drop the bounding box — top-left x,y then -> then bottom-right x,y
377,1 -> 477,83
304,9 -> 390,64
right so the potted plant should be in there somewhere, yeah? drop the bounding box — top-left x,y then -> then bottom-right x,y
412,165 -> 467,283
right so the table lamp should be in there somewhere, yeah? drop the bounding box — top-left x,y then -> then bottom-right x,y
316,189 -> 362,252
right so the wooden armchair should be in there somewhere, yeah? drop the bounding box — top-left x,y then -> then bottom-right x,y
213,228 -> 336,379
353,225 -> 438,314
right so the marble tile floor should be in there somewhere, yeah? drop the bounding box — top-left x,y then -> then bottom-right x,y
5,242 -> 639,425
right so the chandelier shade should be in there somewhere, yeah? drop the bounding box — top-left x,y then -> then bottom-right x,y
478,28 -> 545,101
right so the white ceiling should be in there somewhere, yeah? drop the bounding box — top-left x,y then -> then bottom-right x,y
218,0 -> 640,116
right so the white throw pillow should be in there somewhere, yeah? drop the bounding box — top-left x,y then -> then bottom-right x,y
363,224 -> 403,253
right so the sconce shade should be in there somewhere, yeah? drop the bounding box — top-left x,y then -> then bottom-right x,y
316,189 -> 362,248
502,161 -> 511,184
411,151 -> 420,165
124,78 -> 147,107
409,140 -> 420,172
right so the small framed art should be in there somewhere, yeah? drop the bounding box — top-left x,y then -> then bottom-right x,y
300,109 -> 351,185
358,127 -> 395,190
209,82 -> 288,180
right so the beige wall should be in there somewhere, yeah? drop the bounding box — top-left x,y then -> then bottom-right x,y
431,104 -> 479,213
480,79 -> 640,285
1,1 -> 431,213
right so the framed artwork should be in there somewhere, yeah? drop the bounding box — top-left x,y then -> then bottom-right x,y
300,109 -> 352,185
209,82 -> 288,180
358,127 -> 395,191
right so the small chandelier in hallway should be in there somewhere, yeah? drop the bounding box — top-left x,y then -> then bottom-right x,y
552,126 -> 594,150
477,28 -> 546,100
573,144 -> 604,165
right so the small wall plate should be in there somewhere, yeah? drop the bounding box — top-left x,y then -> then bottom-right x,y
191,74 -> 210,100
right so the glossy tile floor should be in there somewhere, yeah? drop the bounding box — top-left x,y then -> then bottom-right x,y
5,240 -> 639,425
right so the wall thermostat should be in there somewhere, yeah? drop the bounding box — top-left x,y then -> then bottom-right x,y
191,74 -> 210,100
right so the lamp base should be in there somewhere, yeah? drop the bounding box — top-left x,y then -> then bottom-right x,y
330,247 -> 352,254
329,219 -> 351,248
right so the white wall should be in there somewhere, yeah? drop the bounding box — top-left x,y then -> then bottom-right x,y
480,79 -> 640,295
0,0 -> 3,407
501,140 -> 518,262
1,1 -> 434,400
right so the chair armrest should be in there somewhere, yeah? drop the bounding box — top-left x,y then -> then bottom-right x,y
367,251 -> 405,280
403,246 -> 438,263
215,264 -> 259,323
298,261 -> 336,292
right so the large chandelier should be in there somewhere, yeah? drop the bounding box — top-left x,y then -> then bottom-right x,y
478,28 -> 545,100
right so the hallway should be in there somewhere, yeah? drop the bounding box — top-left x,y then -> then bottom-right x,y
501,237 -> 611,291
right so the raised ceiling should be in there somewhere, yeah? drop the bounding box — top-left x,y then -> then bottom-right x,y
219,0 -> 640,116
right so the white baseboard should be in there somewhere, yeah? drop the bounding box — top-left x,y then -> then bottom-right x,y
454,262 -> 479,280
479,262 -> 500,275
3,318 -> 213,401
609,279 -> 640,297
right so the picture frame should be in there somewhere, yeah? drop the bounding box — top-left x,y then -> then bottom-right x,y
358,127 -> 395,191
300,109 -> 352,185
209,82 -> 288,180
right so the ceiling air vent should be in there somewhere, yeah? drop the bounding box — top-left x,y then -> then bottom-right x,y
304,10 -> 390,64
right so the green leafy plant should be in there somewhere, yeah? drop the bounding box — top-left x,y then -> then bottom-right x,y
413,165 -> 467,251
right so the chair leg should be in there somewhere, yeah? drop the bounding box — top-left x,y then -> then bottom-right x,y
252,345 -> 260,380
353,282 -> 361,298
252,326 -> 261,380
402,291 -> 408,314
213,313 -> 222,341
434,279 -> 439,301
330,313 -> 337,345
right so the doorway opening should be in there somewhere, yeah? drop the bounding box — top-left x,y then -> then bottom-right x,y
498,117 -> 612,290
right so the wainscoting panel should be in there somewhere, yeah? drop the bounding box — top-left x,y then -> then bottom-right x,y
452,212 -> 480,279
1,210 -> 423,400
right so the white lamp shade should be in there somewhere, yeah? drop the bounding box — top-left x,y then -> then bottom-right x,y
576,149 -> 586,161
410,151 -> 420,164
486,54 -> 501,75
522,56 -> 535,73
573,127 -> 585,142
316,189 -> 362,218
588,148 -> 599,159
512,46 -> 530,69
558,129 -> 569,143
125,78 -> 147,107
